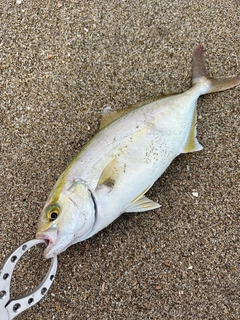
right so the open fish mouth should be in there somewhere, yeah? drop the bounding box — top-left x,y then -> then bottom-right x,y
36,229 -> 74,259
43,239 -> 57,258
36,228 -> 59,258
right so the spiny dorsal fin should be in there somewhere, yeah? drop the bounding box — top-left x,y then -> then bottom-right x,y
100,107 -> 129,129
99,95 -> 165,129
182,108 -> 203,153
124,195 -> 161,213
96,158 -> 119,191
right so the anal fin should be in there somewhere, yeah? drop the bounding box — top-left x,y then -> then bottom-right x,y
182,109 -> 203,153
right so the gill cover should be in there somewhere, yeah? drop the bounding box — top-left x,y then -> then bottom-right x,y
65,181 -> 96,238
36,181 -> 96,258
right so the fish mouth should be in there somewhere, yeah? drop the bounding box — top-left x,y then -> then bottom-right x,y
36,228 -> 59,259
36,229 -> 74,259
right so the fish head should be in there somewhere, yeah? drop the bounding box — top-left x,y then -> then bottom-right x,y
36,182 -> 96,259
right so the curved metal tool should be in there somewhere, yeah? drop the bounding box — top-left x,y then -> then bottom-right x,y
0,239 -> 58,320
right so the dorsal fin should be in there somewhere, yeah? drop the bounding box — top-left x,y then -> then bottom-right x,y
100,107 -> 130,129
99,95 -> 165,129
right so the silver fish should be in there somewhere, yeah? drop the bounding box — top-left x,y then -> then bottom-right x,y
36,44 -> 240,258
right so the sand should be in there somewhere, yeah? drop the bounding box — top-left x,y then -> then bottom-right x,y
0,0 -> 239,319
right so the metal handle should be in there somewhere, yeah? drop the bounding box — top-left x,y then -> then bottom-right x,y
0,239 -> 58,319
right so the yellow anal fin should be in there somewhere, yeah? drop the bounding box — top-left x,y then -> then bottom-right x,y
96,158 -> 119,191
182,109 -> 203,153
124,195 -> 161,213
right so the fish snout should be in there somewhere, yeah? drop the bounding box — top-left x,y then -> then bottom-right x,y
36,228 -> 58,247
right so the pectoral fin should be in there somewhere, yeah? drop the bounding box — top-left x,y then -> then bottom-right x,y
124,195 -> 161,213
96,158 -> 119,191
182,109 -> 203,153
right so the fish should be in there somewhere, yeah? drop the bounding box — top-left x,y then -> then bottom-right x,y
36,44 -> 240,258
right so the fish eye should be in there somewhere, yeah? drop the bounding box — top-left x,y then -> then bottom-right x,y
46,205 -> 60,222
50,211 -> 58,221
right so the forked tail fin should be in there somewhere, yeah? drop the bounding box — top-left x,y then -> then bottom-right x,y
182,45 -> 239,154
192,44 -> 240,93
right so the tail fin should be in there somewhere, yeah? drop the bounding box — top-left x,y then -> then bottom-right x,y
192,44 -> 240,93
